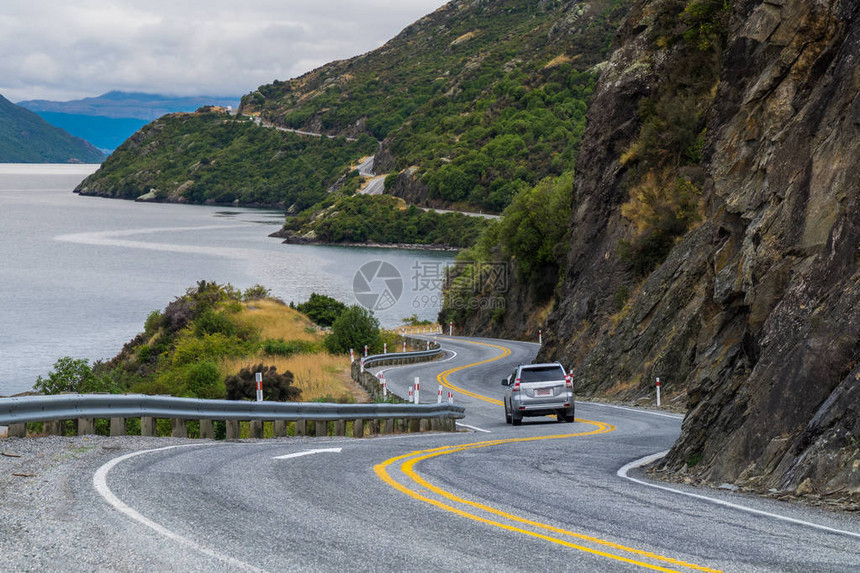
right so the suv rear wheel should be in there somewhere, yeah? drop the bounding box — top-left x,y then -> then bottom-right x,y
556,410 -> 574,423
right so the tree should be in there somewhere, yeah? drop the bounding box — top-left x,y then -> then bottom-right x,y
324,305 -> 380,354
34,357 -> 105,394
296,293 -> 347,327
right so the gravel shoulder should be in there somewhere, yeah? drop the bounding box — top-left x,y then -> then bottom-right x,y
0,435 -> 260,572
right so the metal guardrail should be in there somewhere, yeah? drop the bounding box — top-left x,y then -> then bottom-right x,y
361,347 -> 443,369
0,394 -> 464,426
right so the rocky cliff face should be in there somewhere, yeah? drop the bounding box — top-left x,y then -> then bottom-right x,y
537,0 -> 859,502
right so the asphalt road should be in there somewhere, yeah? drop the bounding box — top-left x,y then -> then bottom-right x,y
75,337 -> 860,571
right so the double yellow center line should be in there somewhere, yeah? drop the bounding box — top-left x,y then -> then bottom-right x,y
374,338 -> 721,572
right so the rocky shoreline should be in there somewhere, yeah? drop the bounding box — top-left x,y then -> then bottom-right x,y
269,228 -> 460,252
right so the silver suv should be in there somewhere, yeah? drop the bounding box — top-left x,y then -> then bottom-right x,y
502,362 -> 574,425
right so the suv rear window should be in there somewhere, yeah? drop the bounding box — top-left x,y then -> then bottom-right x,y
520,365 -> 565,382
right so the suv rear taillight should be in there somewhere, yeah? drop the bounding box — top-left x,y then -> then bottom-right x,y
512,378 -> 521,392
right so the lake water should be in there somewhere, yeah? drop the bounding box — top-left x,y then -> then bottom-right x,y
0,164 -> 455,396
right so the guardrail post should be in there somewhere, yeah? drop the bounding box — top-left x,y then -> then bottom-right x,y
250,420 -> 263,439
334,420 -> 346,436
110,417 -> 126,437
314,420 -> 327,437
367,419 -> 379,435
8,423 -> 26,438
273,420 -> 287,438
353,419 -> 364,438
408,419 -> 420,433
226,419 -> 240,439
141,417 -> 156,437
199,420 -> 215,440
295,419 -> 307,436
78,418 -> 95,436
45,420 -> 63,436
383,419 -> 394,434
171,418 -> 187,438
420,419 -> 431,432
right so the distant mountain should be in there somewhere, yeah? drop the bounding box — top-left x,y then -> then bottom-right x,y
17,91 -> 241,152
18,91 -> 241,120
0,94 -> 105,163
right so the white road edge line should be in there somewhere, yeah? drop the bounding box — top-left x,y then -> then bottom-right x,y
273,447 -> 342,460
588,402 -> 684,420
456,423 -> 491,433
374,348 -> 459,380
93,444 -> 267,573
618,451 -> 860,540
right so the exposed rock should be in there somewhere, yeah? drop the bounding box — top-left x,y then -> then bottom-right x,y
534,0 -> 859,502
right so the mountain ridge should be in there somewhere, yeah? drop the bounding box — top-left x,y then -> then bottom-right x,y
0,94 -> 105,163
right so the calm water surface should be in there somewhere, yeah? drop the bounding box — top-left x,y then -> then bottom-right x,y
0,164 -> 454,395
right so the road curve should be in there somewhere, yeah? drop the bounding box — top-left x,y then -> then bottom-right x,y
83,337 -> 860,571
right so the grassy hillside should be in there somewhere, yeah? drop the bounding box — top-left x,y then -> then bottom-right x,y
76,110 -> 377,208
35,282 -> 368,404
0,94 -> 105,163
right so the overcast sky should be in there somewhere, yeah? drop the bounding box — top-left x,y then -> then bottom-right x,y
0,0 -> 448,102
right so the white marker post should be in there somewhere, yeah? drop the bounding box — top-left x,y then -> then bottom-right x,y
408,385 -> 413,402
255,372 -> 263,402
350,348 -> 355,363
378,372 -> 388,399
539,329 -> 542,344
360,358 -> 365,373
384,342 -> 387,354
447,390 -> 454,404
364,345 -> 368,357
414,377 -> 420,404
403,341 -> 407,352
656,377 -> 661,408
437,385 -> 443,404
449,322 -> 453,336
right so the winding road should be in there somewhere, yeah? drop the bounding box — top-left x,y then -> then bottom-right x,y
89,337 -> 859,571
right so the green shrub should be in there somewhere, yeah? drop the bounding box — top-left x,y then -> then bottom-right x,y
177,333 -> 250,366
295,293 -> 347,327
262,338 -> 318,356
324,305 -> 381,354
183,361 -> 224,399
242,284 -> 271,301
225,364 -> 300,402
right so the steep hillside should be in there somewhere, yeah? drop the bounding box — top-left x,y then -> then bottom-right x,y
75,110 -> 376,208
451,0 -> 859,502
241,0 -> 630,213
0,94 -> 105,163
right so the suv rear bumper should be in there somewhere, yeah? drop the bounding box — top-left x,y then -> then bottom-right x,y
515,404 -> 574,418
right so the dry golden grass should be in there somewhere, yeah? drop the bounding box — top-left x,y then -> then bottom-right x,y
543,54 -> 572,69
221,298 -> 369,402
220,353 -> 365,403
234,299 -> 323,343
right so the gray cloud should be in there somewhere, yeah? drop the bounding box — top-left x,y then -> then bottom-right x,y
0,0 -> 446,101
